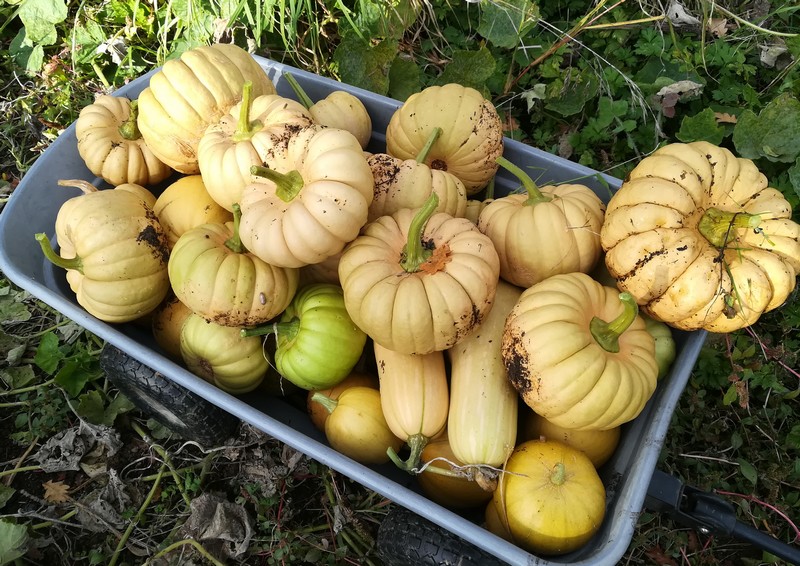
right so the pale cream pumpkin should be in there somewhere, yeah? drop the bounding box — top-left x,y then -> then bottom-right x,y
601,140 -> 800,332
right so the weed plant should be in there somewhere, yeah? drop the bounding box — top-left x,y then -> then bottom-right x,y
1,1 -> 799,564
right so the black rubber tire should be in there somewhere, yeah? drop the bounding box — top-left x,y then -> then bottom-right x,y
100,344 -> 240,446
376,505 -> 505,566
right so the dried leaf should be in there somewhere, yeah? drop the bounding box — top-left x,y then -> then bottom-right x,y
42,480 -> 70,504
179,493 -> 253,560
707,18 -> 728,37
419,243 -> 452,275
715,112 -> 738,124
666,0 -> 700,26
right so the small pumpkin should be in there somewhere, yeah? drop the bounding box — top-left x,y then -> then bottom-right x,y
416,434 -> 494,510
180,312 -> 268,394
519,410 -> 621,468
37,181 -> 170,323
137,42 -> 276,173
385,83 -> 504,194
168,204 -> 299,327
367,128 -> 467,222
76,95 -> 172,187
197,81 -> 314,211
489,439 -> 606,555
502,272 -> 658,431
152,175 -> 232,249
284,72 -> 372,149
151,294 -> 193,361
601,140 -> 800,332
478,157 -> 606,288
242,283 -> 367,390
238,125 -> 374,268
338,193 -> 500,355
307,371 -> 379,431
311,387 -> 403,465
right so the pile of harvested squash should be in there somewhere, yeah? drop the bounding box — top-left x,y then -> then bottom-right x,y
36,43 -> 800,556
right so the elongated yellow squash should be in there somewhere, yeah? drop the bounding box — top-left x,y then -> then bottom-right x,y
447,280 -> 521,469
374,343 -> 449,473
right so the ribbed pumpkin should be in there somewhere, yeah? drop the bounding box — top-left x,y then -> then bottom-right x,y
168,205 -> 298,327
601,140 -> 800,332
76,95 -> 172,187
197,82 -> 313,211
478,157 -> 606,288
385,83 -> 504,194
137,42 -> 275,173
338,194 -> 500,355
501,272 -> 658,431
238,125 -> 374,268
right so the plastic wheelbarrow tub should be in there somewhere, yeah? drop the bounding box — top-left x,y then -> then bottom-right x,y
0,55 -> 707,565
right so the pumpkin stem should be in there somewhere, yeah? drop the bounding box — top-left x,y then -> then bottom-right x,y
224,203 -> 245,253
58,179 -> 100,194
496,156 -> 551,205
118,99 -> 142,140
400,193 -> 438,273
310,392 -> 338,415
416,128 -> 443,164
387,433 -> 428,474
589,292 -> 638,353
231,81 -> 263,142
35,233 -> 82,272
250,165 -> 305,203
240,318 -> 300,340
698,207 -> 762,248
283,72 -> 315,110
485,176 -> 495,200
549,462 -> 566,486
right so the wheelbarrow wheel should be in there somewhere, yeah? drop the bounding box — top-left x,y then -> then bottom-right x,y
100,344 -> 240,446
376,505 -> 505,565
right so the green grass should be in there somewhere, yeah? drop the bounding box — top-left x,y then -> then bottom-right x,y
2,1 -> 800,564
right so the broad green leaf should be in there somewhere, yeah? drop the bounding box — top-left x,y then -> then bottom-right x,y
0,520 -> 28,564
76,389 -> 105,424
388,56 -> 421,102
0,330 -> 26,366
722,383 -> 738,406
788,157 -> 800,201
676,108 -> 726,145
736,458 -> 758,485
434,47 -> 496,95
104,394 -> 135,426
0,486 -> 15,510
544,73 -> 599,117
477,0 -> 539,49
786,424 -> 800,450
594,97 -> 628,129
34,331 -> 63,375
730,430 -> 743,451
334,36 -> 397,95
18,0 -> 67,44
0,365 -> 35,389
55,357 -> 94,397
732,93 -> 800,163
0,294 -> 31,323
349,0 -> 421,40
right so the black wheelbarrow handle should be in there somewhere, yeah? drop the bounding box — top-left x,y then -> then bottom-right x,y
646,469 -> 800,564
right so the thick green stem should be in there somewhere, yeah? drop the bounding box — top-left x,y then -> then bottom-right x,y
416,128 -> 443,164
36,233 -> 82,272
496,155 -> 551,205
283,72 -> 315,110
387,433 -> 428,474
400,193 -> 439,273
118,99 -> 141,140
231,81 -> 262,142
250,164 -> 304,203
590,292 -> 639,353
225,203 -> 244,253
310,392 -> 338,415
240,318 -> 299,339
550,462 -> 566,486
698,207 -> 761,248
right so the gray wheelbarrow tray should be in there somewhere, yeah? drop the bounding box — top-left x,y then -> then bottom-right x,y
0,55 -> 714,565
